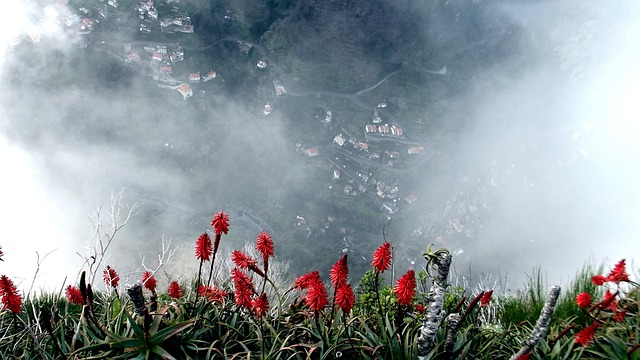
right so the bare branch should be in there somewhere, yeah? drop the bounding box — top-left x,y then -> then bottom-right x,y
76,190 -> 138,286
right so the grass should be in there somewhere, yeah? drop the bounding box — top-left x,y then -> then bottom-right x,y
0,215 -> 638,359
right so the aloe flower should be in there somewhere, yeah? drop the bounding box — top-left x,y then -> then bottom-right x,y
591,274 -> 607,286
194,233 -> 213,261
480,290 -> 493,307
599,290 -> 618,311
575,322 -> 599,347
231,250 -> 265,277
371,242 -> 391,273
142,271 -> 157,293
294,271 -> 321,290
606,259 -> 629,284
575,292 -> 592,309
256,231 -> 274,272
330,254 -> 349,288
251,293 -> 269,317
613,310 -> 627,322
65,285 -> 84,305
231,268 -> 254,309
198,285 -> 228,302
393,269 -> 416,306
0,275 -> 22,314
334,283 -> 355,313
304,278 -> 328,312
211,210 -> 229,235
168,281 -> 182,299
103,266 -> 120,288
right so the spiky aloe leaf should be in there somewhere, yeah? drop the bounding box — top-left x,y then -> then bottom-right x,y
148,319 -> 195,345
150,344 -> 178,360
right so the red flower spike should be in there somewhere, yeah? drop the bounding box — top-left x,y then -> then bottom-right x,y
256,231 -> 274,272
65,285 -> 84,305
198,286 -> 228,302
252,293 -> 269,317
613,310 -> 626,322
231,250 -> 265,277
0,246 -> 4,261
294,271 -> 321,290
607,259 -> 629,284
142,271 -> 157,293
415,304 -> 426,313
393,269 -> 416,306
591,274 -> 607,286
304,277 -> 328,312
371,242 -> 391,273
330,254 -> 349,288
168,281 -> 182,299
256,231 -> 274,259
232,250 -> 258,269
195,233 -> 213,261
480,290 -> 493,307
103,266 -> 120,288
600,290 -> 618,312
0,275 -> 22,314
575,322 -> 599,347
575,292 -> 592,309
231,268 -> 254,309
211,211 -> 229,235
517,353 -> 532,360
334,283 -> 355,313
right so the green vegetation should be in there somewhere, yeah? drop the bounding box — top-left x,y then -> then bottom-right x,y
0,214 -> 638,359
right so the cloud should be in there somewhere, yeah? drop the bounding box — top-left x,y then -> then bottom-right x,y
405,0 -> 640,288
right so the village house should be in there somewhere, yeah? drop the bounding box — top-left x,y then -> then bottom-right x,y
170,50 -> 184,62
176,83 -> 192,100
405,193 -> 418,204
151,52 -> 164,62
378,124 -> 390,135
390,125 -> 403,137
382,202 -> 398,214
333,133 -> 347,146
125,51 -> 141,63
80,18 -> 94,32
305,147 -> 320,157
188,72 -> 201,83
324,111 -> 332,123
203,70 -> 217,82
274,80 -> 286,96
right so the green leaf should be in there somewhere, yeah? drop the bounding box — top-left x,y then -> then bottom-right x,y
149,319 -> 195,345
151,344 -> 178,360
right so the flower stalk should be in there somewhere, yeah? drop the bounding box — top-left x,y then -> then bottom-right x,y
417,250 -> 451,356
509,285 -> 561,360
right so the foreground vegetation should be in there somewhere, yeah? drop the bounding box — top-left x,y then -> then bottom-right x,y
0,210 -> 638,359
